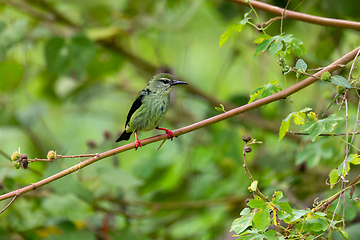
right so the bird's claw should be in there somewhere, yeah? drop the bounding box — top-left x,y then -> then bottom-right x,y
164,129 -> 174,140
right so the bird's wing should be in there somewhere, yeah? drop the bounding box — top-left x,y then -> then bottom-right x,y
124,90 -> 145,126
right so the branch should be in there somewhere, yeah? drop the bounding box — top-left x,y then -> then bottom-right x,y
229,0 -> 360,31
1,46 -> 359,203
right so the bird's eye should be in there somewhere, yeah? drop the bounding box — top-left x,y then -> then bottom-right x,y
160,79 -> 170,84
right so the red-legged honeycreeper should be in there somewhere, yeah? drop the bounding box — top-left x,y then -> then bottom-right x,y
116,73 -> 188,149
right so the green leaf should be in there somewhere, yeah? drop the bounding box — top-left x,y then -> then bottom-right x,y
249,81 -> 282,103
337,227 -> 350,240
253,205 -> 271,231
253,34 -> 272,44
302,114 -> 342,142
254,38 -> 274,57
263,230 -> 278,240
230,209 -> 255,234
279,119 -> 290,140
329,168 -> 339,189
279,110 -> 307,140
296,59 -> 307,71
248,195 -> 267,209
219,11 -> 251,47
331,75 -> 352,89
272,191 -> 283,202
249,180 -> 258,192
268,40 -> 283,56
279,202 -> 293,214
288,209 -> 311,223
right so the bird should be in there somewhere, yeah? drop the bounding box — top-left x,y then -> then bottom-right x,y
116,73 -> 188,150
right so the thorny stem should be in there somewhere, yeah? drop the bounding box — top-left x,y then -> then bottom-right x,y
0,46 -> 359,205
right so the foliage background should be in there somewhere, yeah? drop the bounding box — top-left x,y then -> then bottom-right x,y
0,0 -> 360,239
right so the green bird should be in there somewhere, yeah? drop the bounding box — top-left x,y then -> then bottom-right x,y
116,73 -> 188,149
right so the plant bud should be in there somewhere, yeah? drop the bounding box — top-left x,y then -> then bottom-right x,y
336,85 -> 346,95
47,150 -> 57,160
321,71 -> 331,82
22,160 -> 28,169
12,161 -> 21,169
242,135 -> 252,143
11,151 -> 20,161
244,146 -> 252,153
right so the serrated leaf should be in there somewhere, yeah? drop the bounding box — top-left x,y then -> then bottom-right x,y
296,59 -> 307,71
331,75 -> 352,89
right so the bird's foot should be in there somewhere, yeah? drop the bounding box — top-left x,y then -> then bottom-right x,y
157,127 -> 174,140
135,139 -> 142,150
134,132 -> 142,150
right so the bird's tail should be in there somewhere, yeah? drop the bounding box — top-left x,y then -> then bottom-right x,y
116,130 -> 132,142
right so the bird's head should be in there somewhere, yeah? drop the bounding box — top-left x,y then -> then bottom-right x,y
148,73 -> 188,94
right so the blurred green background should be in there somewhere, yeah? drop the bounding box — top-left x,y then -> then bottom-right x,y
0,0 -> 360,239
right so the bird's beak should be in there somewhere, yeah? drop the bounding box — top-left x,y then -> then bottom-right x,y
170,80 -> 188,86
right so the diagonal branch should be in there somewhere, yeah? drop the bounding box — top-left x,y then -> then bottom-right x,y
228,0 -> 360,31
0,46 -> 359,204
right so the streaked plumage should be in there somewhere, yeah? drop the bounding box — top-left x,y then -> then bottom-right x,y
116,73 -> 188,149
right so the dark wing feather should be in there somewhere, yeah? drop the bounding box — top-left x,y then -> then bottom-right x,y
124,90 -> 145,126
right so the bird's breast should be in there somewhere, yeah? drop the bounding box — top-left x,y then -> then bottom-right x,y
128,94 -> 170,132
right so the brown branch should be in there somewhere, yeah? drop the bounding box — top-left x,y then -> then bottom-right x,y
228,0 -> 360,31
0,46 -> 359,204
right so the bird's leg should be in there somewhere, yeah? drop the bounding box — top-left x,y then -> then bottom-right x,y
156,127 -> 174,140
134,131 -> 142,150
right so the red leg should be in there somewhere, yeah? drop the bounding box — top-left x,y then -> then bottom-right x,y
134,131 -> 142,150
156,127 -> 174,140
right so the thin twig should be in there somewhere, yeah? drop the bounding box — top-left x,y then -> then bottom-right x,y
28,154 -> 100,162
